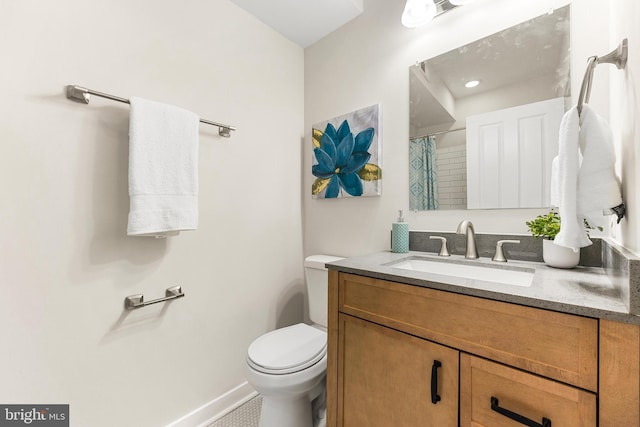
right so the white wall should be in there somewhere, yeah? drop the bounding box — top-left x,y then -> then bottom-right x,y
609,0 -> 640,254
0,1 -> 304,426
304,0 -> 619,257
455,75 -> 561,127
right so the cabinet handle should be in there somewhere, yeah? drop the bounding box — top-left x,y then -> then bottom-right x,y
491,396 -> 551,427
430,360 -> 442,404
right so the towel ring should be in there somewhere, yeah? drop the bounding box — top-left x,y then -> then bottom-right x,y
577,39 -> 628,115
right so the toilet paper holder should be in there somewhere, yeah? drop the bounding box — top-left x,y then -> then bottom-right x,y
124,286 -> 185,310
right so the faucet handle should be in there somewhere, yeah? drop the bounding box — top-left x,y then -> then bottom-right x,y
492,240 -> 521,262
429,236 -> 451,257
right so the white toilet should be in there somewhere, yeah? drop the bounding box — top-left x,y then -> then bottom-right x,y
245,255 -> 343,427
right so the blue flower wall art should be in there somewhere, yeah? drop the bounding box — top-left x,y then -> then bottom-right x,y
312,104 -> 381,199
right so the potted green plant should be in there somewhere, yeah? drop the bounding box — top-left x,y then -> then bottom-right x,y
526,212 -> 580,268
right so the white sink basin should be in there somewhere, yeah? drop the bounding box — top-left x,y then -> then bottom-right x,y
388,257 -> 535,287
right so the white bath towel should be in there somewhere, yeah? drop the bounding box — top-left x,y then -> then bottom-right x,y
550,104 -> 622,250
577,104 -> 623,227
127,97 -> 200,236
551,106 -> 592,250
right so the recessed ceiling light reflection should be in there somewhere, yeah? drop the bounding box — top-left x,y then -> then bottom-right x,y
465,80 -> 480,88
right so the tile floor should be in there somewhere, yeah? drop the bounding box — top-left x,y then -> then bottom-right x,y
208,396 -> 261,427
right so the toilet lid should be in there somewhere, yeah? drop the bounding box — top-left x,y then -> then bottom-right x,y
247,323 -> 327,375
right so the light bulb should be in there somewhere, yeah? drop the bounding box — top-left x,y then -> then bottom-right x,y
402,0 -> 437,28
465,80 -> 480,88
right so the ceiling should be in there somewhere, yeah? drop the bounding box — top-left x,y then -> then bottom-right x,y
410,6 -> 571,132
229,0 -> 364,48
425,6 -> 570,99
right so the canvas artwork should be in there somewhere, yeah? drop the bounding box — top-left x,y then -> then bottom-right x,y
311,104 -> 382,199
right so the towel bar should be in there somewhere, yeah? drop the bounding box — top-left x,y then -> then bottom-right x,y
124,286 -> 185,310
66,85 -> 236,138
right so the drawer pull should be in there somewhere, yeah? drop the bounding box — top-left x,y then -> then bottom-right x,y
491,396 -> 551,427
430,360 -> 442,404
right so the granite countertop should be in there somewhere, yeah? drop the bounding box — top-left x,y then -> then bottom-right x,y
327,250 -> 640,325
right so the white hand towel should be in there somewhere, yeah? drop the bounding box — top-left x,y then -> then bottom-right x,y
127,97 -> 199,236
577,104 -> 623,228
551,106 -> 592,250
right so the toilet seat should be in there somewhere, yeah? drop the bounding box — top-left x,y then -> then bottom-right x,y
247,323 -> 327,375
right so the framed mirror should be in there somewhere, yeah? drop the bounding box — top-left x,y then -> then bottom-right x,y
409,5 -> 571,211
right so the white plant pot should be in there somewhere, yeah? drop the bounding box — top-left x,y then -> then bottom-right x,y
543,239 -> 580,269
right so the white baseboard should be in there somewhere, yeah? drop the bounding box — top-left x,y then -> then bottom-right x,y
166,382 -> 258,427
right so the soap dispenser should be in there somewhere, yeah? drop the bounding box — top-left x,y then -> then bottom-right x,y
391,210 -> 409,253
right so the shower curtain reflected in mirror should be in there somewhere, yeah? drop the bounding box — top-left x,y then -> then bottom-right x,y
409,135 -> 438,210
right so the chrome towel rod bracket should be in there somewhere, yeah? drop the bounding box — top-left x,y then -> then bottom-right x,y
124,285 -> 185,310
577,39 -> 628,115
66,85 -> 236,138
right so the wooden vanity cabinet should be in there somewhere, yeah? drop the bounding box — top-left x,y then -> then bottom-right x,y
327,271 -> 640,427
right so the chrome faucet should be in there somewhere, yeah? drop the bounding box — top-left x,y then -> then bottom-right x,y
456,220 -> 479,259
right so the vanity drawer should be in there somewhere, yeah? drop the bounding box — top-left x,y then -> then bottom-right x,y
338,273 -> 598,391
460,354 -> 596,427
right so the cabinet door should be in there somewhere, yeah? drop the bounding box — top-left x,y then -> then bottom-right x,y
460,353 -> 596,427
338,314 -> 458,427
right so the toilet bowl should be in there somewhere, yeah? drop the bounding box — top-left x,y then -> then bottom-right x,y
245,255 -> 342,427
245,323 -> 327,427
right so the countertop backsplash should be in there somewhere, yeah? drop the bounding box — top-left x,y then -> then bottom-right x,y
602,238 -> 640,315
406,230 -> 603,267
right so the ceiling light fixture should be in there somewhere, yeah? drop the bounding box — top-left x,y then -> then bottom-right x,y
401,0 -> 437,28
465,80 -> 480,88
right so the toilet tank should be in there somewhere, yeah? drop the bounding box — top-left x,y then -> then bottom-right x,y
304,255 -> 343,328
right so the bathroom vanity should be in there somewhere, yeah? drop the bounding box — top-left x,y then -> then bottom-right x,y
325,245 -> 640,427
